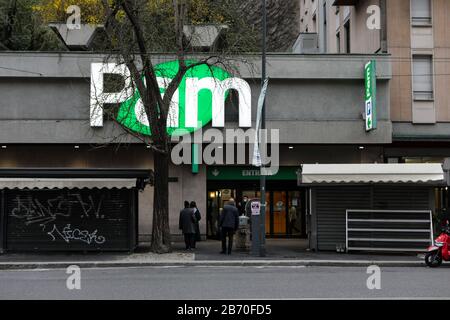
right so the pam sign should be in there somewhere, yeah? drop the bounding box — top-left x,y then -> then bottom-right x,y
364,60 -> 377,131
90,60 -> 251,136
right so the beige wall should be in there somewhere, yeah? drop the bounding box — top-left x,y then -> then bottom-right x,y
301,1 -> 381,54
350,0 -> 381,53
301,0 -> 450,124
300,0 -> 319,33
388,0 -> 450,123
433,0 -> 450,122
387,0 -> 413,122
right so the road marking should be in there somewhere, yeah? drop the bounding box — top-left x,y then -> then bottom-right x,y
0,265 -> 310,272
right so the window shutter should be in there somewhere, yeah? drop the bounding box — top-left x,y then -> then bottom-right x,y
411,0 -> 431,24
413,55 -> 433,100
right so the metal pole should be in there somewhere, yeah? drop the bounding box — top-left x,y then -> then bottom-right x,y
259,0 -> 267,257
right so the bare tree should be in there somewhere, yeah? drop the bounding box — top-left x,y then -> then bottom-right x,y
94,0 -> 257,253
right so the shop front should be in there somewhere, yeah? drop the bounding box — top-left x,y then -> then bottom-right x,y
206,166 -> 307,239
299,163 -> 446,252
0,169 -> 151,253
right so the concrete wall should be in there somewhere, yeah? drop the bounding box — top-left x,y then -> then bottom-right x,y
0,52 -> 392,145
0,52 -> 393,242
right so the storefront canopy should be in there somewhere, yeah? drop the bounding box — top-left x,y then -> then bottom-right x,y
0,178 -> 139,189
298,163 -> 445,185
0,169 -> 153,190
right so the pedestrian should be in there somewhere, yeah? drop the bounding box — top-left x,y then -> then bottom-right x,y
219,198 -> 239,255
190,201 -> 201,246
179,200 -> 195,251
288,204 -> 300,235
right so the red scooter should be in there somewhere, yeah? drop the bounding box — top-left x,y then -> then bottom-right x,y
425,220 -> 450,267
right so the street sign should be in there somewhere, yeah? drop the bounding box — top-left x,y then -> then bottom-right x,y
250,201 -> 261,216
364,60 -> 377,131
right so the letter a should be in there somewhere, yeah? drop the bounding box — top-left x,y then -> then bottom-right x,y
366,265 -> 381,290
366,5 -> 381,30
66,265 -> 81,290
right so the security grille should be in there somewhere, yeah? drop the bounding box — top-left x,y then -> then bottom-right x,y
346,209 -> 434,252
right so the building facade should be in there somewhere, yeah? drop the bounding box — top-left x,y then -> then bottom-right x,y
299,0 -> 450,219
0,51 -> 395,251
1,1 -> 449,252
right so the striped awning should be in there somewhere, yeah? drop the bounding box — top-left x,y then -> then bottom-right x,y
299,163 -> 445,184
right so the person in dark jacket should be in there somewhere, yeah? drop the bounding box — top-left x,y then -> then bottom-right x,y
219,198 -> 239,254
179,200 -> 195,250
190,201 -> 201,245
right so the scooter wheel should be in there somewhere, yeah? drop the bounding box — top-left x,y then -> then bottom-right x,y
425,251 -> 442,267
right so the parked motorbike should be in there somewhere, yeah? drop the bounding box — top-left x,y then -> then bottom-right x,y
425,220 -> 450,267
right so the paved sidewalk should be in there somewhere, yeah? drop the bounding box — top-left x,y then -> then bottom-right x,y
0,239 -> 428,269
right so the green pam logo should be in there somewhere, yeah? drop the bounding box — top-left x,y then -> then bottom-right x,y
89,60 -> 252,136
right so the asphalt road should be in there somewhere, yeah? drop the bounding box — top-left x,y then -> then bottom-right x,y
0,265 -> 449,300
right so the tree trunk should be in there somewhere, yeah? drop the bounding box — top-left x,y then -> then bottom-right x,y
150,149 -> 172,253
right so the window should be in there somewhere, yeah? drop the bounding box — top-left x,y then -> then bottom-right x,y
344,20 -> 350,53
323,3 -> 327,52
336,31 -> 340,53
413,55 -> 434,100
411,0 -> 431,25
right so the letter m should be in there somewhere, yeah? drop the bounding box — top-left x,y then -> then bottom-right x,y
185,77 -> 252,128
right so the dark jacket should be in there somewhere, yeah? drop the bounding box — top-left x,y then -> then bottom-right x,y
193,208 -> 201,223
193,208 -> 201,239
179,208 -> 195,234
219,204 -> 239,231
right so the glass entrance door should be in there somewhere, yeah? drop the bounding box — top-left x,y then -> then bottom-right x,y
207,186 -> 305,239
271,191 -> 287,235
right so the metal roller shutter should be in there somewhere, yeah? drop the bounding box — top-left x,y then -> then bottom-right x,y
373,186 -> 430,210
4,188 -> 136,251
316,186 -> 434,251
346,186 -> 433,252
316,186 -> 371,251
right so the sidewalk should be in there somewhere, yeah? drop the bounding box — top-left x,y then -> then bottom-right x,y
0,239 -> 427,270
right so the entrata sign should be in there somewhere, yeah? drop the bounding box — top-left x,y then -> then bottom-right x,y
90,60 -> 251,136
364,60 -> 377,131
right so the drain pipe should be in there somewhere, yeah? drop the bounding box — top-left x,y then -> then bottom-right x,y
379,0 -> 387,53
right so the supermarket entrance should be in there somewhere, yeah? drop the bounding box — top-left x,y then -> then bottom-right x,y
206,179 -> 307,239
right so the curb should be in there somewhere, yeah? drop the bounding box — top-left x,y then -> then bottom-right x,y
0,259 -> 426,270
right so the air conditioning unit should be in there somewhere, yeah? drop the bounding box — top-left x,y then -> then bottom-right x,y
292,33 -> 319,54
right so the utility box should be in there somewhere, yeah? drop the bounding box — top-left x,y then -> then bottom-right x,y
235,215 -> 250,251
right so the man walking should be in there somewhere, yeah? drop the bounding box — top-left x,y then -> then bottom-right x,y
219,198 -> 239,255
179,200 -> 195,251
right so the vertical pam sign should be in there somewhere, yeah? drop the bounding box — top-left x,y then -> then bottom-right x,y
365,60 -> 377,131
